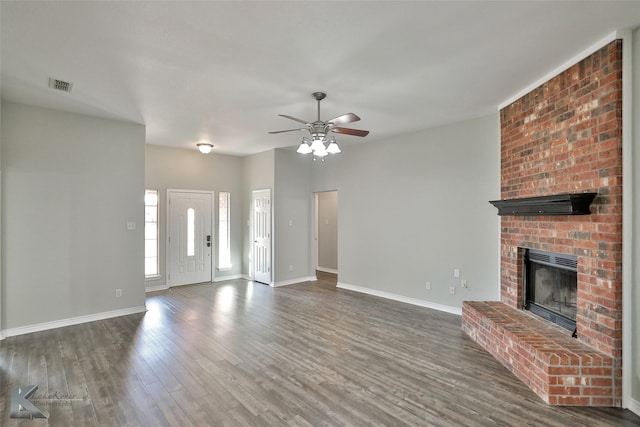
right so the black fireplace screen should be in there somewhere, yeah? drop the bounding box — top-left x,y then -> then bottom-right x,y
524,249 -> 578,333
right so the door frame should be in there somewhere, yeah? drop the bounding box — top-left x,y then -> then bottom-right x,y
166,189 -> 215,286
313,190 -> 338,275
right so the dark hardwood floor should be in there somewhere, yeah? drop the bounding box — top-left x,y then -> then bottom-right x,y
1,278 -> 639,426
315,270 -> 337,284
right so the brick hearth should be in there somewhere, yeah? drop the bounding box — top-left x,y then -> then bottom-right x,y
463,302 -> 615,406
462,40 -> 623,406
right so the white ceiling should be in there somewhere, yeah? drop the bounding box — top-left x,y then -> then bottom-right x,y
2,1 -> 640,156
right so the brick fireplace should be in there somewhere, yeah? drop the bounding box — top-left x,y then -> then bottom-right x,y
462,40 -> 623,406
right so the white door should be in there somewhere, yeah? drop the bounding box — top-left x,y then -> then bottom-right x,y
167,190 -> 213,286
252,189 -> 271,285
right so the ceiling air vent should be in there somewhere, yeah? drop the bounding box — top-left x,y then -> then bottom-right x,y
48,78 -> 73,93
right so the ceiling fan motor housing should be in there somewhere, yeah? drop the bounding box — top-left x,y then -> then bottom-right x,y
311,122 -> 329,136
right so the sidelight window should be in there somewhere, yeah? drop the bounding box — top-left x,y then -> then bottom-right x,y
218,192 -> 232,269
144,190 -> 159,277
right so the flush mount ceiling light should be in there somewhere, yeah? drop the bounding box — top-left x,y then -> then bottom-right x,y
197,143 -> 214,154
269,92 -> 368,161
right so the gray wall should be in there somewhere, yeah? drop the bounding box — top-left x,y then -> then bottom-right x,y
241,150 -> 275,278
145,145 -> 244,286
312,114 -> 501,308
0,76 -> 3,334
317,191 -> 338,272
273,149 -> 313,284
1,102 -> 145,330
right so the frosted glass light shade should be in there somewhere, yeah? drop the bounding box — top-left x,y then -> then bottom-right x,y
314,147 -> 328,157
326,141 -> 341,154
310,137 -> 325,152
297,142 -> 312,154
197,143 -> 214,154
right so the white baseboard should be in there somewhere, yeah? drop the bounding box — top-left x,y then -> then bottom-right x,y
2,306 -> 148,338
316,267 -> 338,274
628,397 -> 640,417
272,276 -> 317,288
145,284 -> 169,293
336,282 -> 462,316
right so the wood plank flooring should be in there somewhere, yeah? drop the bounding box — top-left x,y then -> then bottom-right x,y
1,278 -> 639,426
315,270 -> 337,284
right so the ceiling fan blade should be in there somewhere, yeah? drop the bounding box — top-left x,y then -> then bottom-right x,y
268,128 -> 307,134
331,127 -> 370,137
327,112 -> 360,125
279,114 -> 310,125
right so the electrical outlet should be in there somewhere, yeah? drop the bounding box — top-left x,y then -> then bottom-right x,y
454,269 -> 460,278
449,285 -> 455,295
115,289 -> 122,297
461,279 -> 468,288
425,282 -> 431,291
289,265 -> 293,272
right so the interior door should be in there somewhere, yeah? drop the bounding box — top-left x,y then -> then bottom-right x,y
167,190 -> 213,286
252,189 -> 271,285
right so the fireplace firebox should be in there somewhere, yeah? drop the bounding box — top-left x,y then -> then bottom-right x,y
523,248 -> 577,334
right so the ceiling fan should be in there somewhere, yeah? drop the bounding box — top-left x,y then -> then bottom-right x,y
269,92 -> 369,157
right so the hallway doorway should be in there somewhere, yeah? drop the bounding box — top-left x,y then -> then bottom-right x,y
314,191 -> 338,281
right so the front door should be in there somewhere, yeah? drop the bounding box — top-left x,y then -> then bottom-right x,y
252,189 -> 271,285
167,190 -> 213,286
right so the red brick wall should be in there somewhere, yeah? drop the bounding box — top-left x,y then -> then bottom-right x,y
499,40 -> 623,398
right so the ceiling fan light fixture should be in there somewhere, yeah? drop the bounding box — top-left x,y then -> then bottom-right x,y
270,92 -> 368,160
326,140 -> 341,154
314,146 -> 328,157
310,136 -> 325,152
197,143 -> 214,154
297,141 -> 312,154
